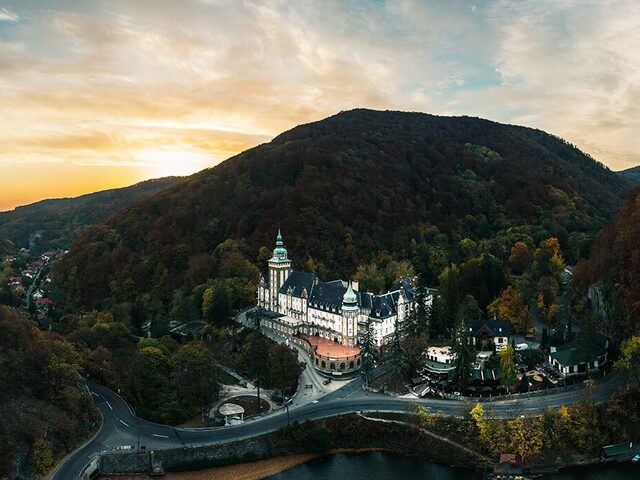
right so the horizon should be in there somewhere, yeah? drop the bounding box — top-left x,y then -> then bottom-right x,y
2,0 -> 640,210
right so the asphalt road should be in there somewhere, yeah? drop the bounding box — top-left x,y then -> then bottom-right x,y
51,372 -> 624,480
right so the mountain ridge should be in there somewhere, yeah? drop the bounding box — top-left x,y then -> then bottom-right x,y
0,176 -> 181,252
617,165 -> 640,182
54,108 -> 633,310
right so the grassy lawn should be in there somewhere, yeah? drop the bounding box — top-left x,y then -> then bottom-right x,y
216,366 -> 240,385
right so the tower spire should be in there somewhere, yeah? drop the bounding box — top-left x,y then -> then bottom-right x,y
271,229 -> 288,262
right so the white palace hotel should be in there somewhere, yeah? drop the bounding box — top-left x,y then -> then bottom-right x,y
257,230 -> 433,349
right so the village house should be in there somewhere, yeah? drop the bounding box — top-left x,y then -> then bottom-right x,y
548,333 -> 609,376
467,319 -> 511,352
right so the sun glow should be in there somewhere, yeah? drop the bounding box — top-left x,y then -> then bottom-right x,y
137,148 -> 214,178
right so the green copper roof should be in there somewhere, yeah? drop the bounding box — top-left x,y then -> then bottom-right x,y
271,229 -> 288,262
342,282 -> 358,311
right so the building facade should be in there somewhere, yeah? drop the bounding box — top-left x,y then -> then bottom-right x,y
257,230 -> 432,349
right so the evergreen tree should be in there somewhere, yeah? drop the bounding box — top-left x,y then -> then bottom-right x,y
429,295 -> 448,338
239,332 -> 270,413
388,319 -> 408,386
360,319 -> 376,387
202,283 -> 231,325
452,320 -> 475,391
405,284 -> 429,337
150,313 -> 170,338
540,327 -> 549,351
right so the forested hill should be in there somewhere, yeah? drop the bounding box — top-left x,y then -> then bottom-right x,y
54,109 -> 632,310
0,177 -> 180,252
574,187 -> 640,340
618,166 -> 640,182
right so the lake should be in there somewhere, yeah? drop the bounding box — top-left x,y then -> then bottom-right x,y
266,452 -> 638,480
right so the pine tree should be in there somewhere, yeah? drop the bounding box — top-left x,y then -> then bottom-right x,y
388,319 -> 407,386
360,319 -> 376,387
541,327 -> 549,351
452,319 -> 475,392
406,284 -> 430,338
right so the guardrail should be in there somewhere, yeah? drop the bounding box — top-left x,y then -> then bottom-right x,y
441,371 -> 616,402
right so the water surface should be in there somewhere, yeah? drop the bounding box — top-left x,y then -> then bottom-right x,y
267,452 -> 638,480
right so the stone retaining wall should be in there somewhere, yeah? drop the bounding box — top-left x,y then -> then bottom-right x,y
98,436 -> 278,476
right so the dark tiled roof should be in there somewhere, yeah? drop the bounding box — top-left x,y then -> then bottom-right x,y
467,319 -> 511,337
279,270 -> 317,297
370,293 -> 397,319
549,333 -> 608,366
309,281 -> 347,312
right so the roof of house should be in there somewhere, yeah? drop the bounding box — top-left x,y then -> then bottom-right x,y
279,270 -> 317,298
309,281 -> 348,312
473,367 -> 502,382
549,334 -> 608,366
602,442 -> 634,458
467,319 -> 511,337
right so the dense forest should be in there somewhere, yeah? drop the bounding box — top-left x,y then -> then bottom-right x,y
617,166 -> 640,182
0,307 -> 99,477
54,109 -> 631,316
574,188 -> 640,340
0,177 -> 180,253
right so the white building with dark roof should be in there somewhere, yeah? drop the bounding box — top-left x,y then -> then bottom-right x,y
257,230 -> 432,348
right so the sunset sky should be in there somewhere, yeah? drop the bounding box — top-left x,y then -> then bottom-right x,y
1,0 -> 640,211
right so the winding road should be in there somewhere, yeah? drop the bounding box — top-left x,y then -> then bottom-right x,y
51,371 -> 624,480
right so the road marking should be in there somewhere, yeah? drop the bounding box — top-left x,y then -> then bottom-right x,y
106,401 -> 113,410
119,419 -> 130,427
152,433 -> 169,438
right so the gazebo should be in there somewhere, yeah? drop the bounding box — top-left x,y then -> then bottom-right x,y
219,403 -> 245,426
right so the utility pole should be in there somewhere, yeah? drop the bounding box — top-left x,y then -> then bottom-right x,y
285,401 -> 290,426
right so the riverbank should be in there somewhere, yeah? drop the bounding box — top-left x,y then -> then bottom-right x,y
98,453 -> 318,480
99,449 -> 394,480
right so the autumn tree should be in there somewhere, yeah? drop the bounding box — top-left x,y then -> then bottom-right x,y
508,241 -> 532,275
536,276 -> 561,327
32,438 -> 54,474
615,336 -> 640,385
128,346 -> 171,419
488,286 -> 531,334
202,283 -> 231,325
499,346 -> 519,393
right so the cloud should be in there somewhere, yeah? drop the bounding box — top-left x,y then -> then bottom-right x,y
0,8 -> 19,22
1,0 -> 640,210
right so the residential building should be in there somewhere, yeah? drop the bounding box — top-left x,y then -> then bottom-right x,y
467,319 -> 511,352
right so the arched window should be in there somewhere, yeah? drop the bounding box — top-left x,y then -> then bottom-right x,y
315,358 -> 319,365
321,361 -> 326,369
330,362 -> 336,370
349,361 -> 354,369
357,358 -> 361,366
340,363 -> 346,370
